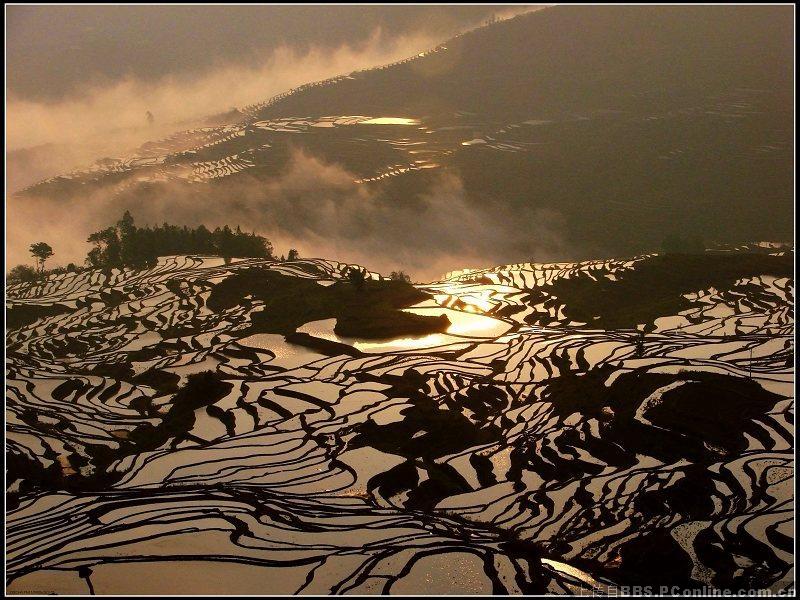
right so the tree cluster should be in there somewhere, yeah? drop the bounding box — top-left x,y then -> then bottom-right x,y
86,212 -> 274,269
389,270 -> 412,283
8,213 -> 280,283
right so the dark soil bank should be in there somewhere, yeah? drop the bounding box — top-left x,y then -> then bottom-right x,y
207,268 -> 450,338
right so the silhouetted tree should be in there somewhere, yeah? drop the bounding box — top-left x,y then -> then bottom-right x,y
287,248 -> 300,261
389,270 -> 411,283
635,331 -> 646,358
85,213 -> 274,269
86,227 -> 121,268
345,266 -> 368,290
8,264 -> 39,283
195,225 -> 213,254
118,211 -> 144,267
29,242 -> 53,273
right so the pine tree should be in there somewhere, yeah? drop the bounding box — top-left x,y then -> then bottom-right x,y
29,242 -> 54,273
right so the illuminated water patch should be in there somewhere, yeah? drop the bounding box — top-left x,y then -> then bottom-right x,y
360,117 -> 420,126
293,304 -> 510,353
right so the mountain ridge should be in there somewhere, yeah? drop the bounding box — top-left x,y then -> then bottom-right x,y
15,4 -> 794,274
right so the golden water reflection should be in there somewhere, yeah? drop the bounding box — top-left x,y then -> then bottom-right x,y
360,117 -> 420,125
294,304 -> 510,353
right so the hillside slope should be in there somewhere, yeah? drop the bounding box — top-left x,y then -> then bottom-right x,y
18,5 -> 794,265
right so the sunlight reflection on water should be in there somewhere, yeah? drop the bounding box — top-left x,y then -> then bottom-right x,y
293,303 -> 510,353
360,117 -> 420,125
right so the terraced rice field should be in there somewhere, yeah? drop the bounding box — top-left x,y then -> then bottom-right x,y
5,251 -> 794,594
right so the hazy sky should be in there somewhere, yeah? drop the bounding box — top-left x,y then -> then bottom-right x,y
6,4 -> 540,275
7,5 -> 532,103
7,4 -> 538,155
